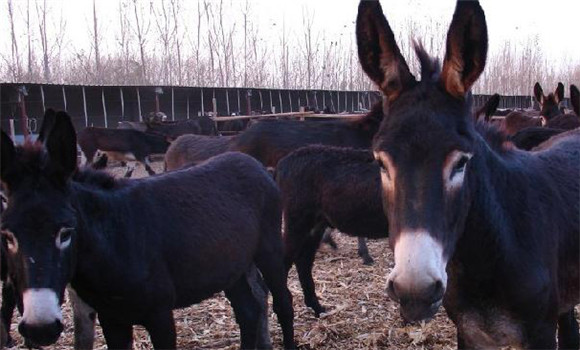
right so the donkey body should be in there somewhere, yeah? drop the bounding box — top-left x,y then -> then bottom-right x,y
0,112 -> 295,349
164,134 -> 236,171
77,127 -> 169,177
118,116 -> 218,138
357,1 -> 579,348
230,102 -> 383,169
277,145 -> 388,316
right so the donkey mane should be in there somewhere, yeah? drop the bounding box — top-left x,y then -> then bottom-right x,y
413,42 -> 441,82
72,167 -> 122,190
348,100 -> 385,128
474,120 -> 511,154
11,141 -> 122,191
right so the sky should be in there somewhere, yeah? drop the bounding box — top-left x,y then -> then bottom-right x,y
44,0 -> 580,60
1,0 -> 579,77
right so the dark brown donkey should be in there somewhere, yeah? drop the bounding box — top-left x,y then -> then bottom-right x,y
277,145 -> 387,316
77,127 -> 170,177
164,134 -> 236,171
545,84 -> 580,130
358,0 -> 578,348
503,82 -> 564,135
0,112 -> 295,349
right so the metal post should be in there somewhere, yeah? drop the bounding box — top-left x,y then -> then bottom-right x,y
171,88 -> 175,121
18,85 -> 29,139
40,85 -> 46,111
246,90 -> 252,116
278,90 -> 283,113
120,88 -> 125,119
82,86 -> 88,127
226,89 -> 231,115
186,95 -> 190,119
137,87 -> 142,122
201,88 -> 205,116
62,86 -> 67,110
101,89 -> 108,128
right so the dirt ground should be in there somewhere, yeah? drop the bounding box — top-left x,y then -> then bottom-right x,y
2,161 -> 577,349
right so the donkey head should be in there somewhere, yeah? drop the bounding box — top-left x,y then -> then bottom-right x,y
0,110 -> 78,345
357,0 -> 488,321
534,82 -> 564,124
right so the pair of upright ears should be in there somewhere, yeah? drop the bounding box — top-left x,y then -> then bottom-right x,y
1,110 -> 78,188
356,0 -> 488,103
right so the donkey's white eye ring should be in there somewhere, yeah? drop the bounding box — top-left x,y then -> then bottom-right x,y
56,227 -> 74,250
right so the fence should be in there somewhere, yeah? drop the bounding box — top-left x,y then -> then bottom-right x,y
0,83 -> 383,136
1,83 -> 570,136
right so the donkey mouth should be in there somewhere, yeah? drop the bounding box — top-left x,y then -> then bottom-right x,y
399,299 -> 442,322
18,320 -> 64,346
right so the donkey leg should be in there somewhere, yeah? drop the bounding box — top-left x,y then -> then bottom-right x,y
246,266 -> 273,350
255,256 -> 296,350
321,228 -> 338,250
143,309 -> 176,350
99,314 -> 133,350
124,163 -> 136,178
526,320 -> 557,349
68,287 -> 96,350
558,309 -> 579,350
294,231 -> 327,317
1,282 -> 16,347
225,275 -> 262,350
142,156 -> 157,176
357,237 -> 374,266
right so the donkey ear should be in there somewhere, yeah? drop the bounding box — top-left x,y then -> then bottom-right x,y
37,108 -> 57,143
1,130 -> 16,185
533,82 -> 544,104
475,93 -> 500,122
571,85 -> 580,116
356,0 -> 415,103
45,111 -> 78,178
440,0 -> 488,98
555,82 -> 564,103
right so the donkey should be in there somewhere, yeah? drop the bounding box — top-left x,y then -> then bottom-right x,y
509,127 -> 566,151
276,92 -> 501,316
277,145 -> 387,316
503,82 -> 564,135
119,117 -> 218,138
545,84 -> 580,130
0,111 -> 295,349
357,1 -> 579,349
164,134 -> 237,171
77,127 -> 170,177
230,101 -> 384,169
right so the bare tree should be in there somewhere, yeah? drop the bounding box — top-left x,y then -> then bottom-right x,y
35,0 -> 51,81
131,0 -> 151,83
7,0 -> 22,81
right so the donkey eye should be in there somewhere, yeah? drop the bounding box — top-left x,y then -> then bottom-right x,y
56,227 -> 74,250
2,230 -> 18,253
451,156 -> 470,178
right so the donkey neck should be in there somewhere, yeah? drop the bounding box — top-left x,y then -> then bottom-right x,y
451,133 -> 554,298
68,180 -> 156,295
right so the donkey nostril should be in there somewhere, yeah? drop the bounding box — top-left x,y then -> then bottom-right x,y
387,279 -> 399,301
430,279 -> 445,302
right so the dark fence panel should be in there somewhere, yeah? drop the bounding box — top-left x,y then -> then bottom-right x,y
3,83 -> 554,136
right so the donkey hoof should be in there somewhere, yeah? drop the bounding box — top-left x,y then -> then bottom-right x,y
312,305 -> 327,318
362,257 -> 375,266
